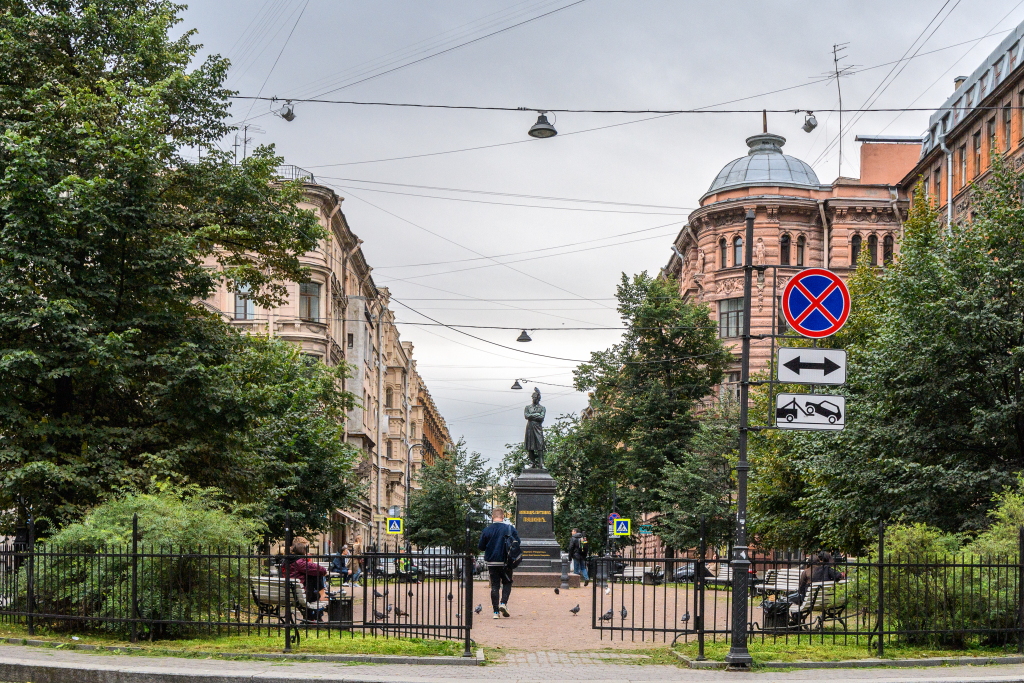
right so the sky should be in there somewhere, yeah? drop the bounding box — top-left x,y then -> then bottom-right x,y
180,0 -> 1024,468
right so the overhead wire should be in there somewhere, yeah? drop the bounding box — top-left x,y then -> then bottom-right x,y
241,0 -> 310,122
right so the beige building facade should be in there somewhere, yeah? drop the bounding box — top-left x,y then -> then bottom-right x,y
203,169 -> 451,550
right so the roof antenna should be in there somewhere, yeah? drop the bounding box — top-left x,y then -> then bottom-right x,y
763,109 -> 767,133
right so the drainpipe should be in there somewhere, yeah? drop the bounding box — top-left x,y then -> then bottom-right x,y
939,134 -> 953,228
817,200 -> 830,269
375,309 -> 384,547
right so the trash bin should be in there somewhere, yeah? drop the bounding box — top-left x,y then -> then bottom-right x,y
328,596 -> 353,629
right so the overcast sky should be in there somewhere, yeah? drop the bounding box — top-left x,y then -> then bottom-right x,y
181,0 -> 1023,468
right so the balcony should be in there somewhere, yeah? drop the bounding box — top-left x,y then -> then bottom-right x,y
276,165 -> 316,183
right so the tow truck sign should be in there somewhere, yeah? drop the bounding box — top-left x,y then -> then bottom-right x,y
775,393 -> 846,431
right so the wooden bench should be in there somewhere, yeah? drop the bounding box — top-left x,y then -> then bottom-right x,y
618,564 -> 665,585
809,581 -> 849,630
249,576 -> 329,626
759,568 -> 803,595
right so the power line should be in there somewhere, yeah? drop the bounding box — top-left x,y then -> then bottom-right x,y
241,0 -> 310,122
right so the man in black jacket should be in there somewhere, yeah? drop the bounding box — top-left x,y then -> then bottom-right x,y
478,508 -> 519,619
567,529 -> 590,586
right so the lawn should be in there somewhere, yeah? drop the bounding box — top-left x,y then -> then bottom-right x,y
674,638 -> 1021,663
0,623 -> 464,657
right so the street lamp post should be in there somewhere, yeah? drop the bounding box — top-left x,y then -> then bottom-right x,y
724,208 -> 755,668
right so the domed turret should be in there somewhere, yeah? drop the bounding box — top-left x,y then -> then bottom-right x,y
703,133 -> 820,200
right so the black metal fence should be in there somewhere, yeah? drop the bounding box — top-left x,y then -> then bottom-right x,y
593,525 -> 1024,656
0,517 -> 476,654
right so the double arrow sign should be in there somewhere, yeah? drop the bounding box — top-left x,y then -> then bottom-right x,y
777,348 -> 846,385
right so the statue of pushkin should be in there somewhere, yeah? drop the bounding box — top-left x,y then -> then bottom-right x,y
524,387 -> 546,469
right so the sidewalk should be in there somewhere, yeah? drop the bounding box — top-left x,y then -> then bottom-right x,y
8,645 -> 1024,683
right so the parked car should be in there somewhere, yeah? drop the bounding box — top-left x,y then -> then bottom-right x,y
673,562 -> 715,583
412,546 -> 463,578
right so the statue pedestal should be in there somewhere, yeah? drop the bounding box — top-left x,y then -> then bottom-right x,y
512,467 -> 580,588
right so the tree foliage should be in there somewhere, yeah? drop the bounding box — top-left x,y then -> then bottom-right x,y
751,160 -> 1024,552
0,0 -> 356,535
404,439 -> 490,550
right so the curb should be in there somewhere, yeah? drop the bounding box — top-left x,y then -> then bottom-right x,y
674,650 -> 1024,670
3,637 -> 485,666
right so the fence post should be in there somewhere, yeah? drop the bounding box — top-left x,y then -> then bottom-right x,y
26,516 -> 34,636
877,521 -> 885,658
463,511 -> 473,658
1018,526 -> 1023,655
697,514 -> 706,661
284,517 -> 292,652
131,513 -> 138,644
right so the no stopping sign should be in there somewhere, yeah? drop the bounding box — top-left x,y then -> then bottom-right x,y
781,269 -> 851,338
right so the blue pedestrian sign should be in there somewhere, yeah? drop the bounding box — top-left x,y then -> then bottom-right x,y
613,519 -> 631,536
781,268 -> 851,339
386,518 -> 403,534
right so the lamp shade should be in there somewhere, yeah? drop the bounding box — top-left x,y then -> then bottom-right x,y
528,113 -> 557,139
802,112 -> 817,133
511,380 -> 523,390
516,330 -> 532,342
281,101 -> 296,122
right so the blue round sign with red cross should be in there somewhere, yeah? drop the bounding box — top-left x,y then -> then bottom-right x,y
781,268 -> 851,339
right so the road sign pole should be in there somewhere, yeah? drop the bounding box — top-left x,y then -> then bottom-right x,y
725,208 -> 754,667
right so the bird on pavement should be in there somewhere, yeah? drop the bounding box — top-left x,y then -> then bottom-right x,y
570,604 -> 580,616
373,610 -> 387,620
447,591 -> 453,601
554,588 -> 559,594
681,612 -> 691,623
474,604 -> 483,614
394,606 -> 406,618
386,604 -> 393,614
599,609 -> 614,621
621,606 -> 628,619
373,588 -> 385,599
408,589 -> 414,597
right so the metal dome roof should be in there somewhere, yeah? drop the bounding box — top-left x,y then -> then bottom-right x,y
704,133 -> 821,198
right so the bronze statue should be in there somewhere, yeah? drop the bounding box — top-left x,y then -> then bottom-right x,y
524,388 -> 546,469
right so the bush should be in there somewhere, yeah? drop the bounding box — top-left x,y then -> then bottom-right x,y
25,487 -> 262,638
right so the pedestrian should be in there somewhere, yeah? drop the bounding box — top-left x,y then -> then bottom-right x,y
567,528 -> 590,587
478,507 -> 520,619
350,542 -> 363,586
287,537 -> 328,616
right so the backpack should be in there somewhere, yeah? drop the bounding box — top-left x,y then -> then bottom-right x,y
503,526 -> 523,570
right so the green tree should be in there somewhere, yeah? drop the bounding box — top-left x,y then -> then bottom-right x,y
404,439 -> 490,550
0,0 -> 332,532
573,273 -> 732,541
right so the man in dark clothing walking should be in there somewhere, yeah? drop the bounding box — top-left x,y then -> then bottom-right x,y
567,528 -> 590,586
478,508 -> 519,619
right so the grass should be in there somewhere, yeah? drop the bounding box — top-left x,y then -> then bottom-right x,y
674,638 -> 1021,663
0,623 -> 463,657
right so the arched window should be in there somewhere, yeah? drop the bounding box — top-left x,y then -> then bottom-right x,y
733,236 -> 743,267
883,235 -> 894,265
868,234 -> 878,266
851,235 -> 862,266
779,234 -> 791,266
385,387 -> 393,408
796,236 -> 805,267
719,238 -> 727,268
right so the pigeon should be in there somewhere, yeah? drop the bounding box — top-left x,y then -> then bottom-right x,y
394,606 -> 406,618
455,613 -> 461,620
447,591 -> 453,601
620,606 -> 628,619
474,603 -> 483,614
407,589 -> 414,597
373,588 -> 385,599
599,609 -> 614,621
373,610 -> 387,620
680,612 -> 691,623
554,588 -> 559,594
570,604 -> 580,616
386,604 -> 393,614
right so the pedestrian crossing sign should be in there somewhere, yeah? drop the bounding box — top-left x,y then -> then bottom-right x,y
613,519 -> 631,536
387,518 -> 403,534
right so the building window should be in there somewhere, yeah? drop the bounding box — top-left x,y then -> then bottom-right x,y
299,282 -> 321,321
411,423 -> 417,439
234,284 -> 254,320
796,235 -> 805,267
972,131 -> 981,178
347,333 -> 354,349
779,234 -> 790,266
776,296 -> 789,335
718,298 -> 743,338
386,440 -> 393,459
733,236 -> 743,267
851,234 -> 861,266
934,167 -> 942,207
1005,104 -> 1013,152
719,238 -> 727,268
883,235 -> 894,265
385,387 -> 393,408
922,177 -> 929,202
868,234 -> 878,267
721,371 -> 741,402
988,118 -> 997,160
958,145 -> 967,188
1013,42 -> 1021,71
1020,91 -> 1024,141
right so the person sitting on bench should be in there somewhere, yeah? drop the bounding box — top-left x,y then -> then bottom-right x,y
288,537 -> 328,604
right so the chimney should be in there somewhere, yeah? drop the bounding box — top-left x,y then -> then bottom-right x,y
954,75 -> 968,91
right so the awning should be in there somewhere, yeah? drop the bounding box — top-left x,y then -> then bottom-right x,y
335,509 -> 368,527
